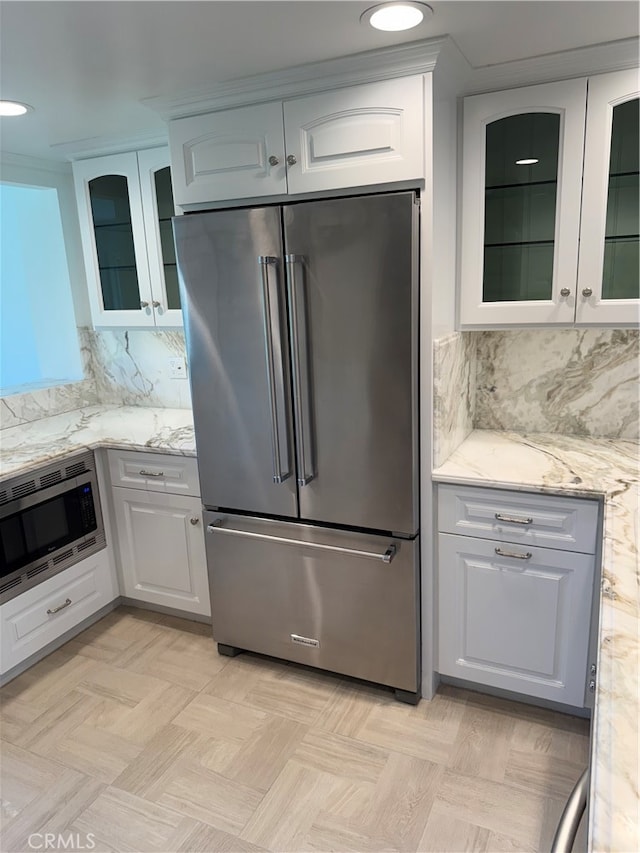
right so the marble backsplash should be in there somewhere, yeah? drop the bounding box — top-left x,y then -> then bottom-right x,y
474,328 -> 639,439
433,332 -> 477,467
0,328 -> 191,429
433,328 -> 639,465
88,329 -> 192,410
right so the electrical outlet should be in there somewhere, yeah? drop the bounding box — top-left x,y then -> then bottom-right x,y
168,356 -> 187,379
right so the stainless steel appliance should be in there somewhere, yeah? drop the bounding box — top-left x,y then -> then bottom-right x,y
0,451 -> 105,603
174,191 -> 420,702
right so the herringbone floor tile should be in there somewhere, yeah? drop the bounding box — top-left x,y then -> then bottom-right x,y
0,607 -> 590,852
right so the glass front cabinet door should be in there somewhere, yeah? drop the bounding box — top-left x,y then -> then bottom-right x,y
460,79 -> 587,326
576,69 -> 639,324
73,148 -> 180,328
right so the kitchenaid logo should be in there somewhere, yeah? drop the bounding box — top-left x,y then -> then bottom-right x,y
291,633 -> 320,648
28,833 -> 96,850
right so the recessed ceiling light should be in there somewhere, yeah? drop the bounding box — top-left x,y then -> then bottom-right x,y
361,2 -> 433,32
0,100 -> 32,117
515,158 -> 540,165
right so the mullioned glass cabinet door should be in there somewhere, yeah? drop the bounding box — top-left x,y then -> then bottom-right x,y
460,79 -> 587,326
73,152 -> 155,327
576,69 -> 640,325
138,148 -> 182,327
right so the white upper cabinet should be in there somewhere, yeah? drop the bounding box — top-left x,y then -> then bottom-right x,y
169,76 -> 425,206
169,102 -> 287,205
576,69 -> 640,324
460,70 -> 640,327
73,148 -> 180,328
283,77 -> 424,195
460,79 -> 587,326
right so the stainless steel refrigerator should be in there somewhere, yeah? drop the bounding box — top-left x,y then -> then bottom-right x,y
173,191 -> 420,702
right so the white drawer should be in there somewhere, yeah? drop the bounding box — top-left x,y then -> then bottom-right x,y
1,550 -> 118,674
438,484 -> 599,554
107,450 -> 200,497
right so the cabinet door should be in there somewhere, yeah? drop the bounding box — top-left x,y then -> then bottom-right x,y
438,533 -> 594,707
576,69 -> 640,324
169,102 -> 287,206
112,487 -> 210,616
137,148 -> 182,327
460,80 -> 587,326
283,76 -> 424,194
73,153 -> 154,327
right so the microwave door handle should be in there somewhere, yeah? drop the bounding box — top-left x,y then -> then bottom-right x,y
285,254 -> 314,487
258,256 -> 290,484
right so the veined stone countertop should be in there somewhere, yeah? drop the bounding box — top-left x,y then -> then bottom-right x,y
0,406 -> 196,480
433,430 -> 639,853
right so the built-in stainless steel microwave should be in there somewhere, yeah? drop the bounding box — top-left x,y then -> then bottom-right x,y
0,451 -> 106,603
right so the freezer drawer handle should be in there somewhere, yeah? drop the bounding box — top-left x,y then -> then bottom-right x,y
285,254 -> 315,487
207,522 -> 397,563
258,255 -> 291,485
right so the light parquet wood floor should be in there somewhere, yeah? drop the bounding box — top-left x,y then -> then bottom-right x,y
0,607 -> 590,853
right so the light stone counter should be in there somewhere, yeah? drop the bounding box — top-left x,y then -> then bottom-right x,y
433,430 -> 639,853
0,406 -> 195,480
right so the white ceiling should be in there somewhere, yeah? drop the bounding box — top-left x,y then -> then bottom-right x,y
0,0 -> 638,162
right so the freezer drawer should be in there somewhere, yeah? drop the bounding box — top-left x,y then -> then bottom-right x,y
204,512 -> 420,694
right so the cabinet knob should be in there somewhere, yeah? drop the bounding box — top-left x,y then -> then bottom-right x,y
190,517 -> 200,526
268,155 -> 279,166
582,288 -> 593,298
286,154 -> 297,166
560,288 -> 571,297
152,301 -> 161,308
140,300 -> 150,308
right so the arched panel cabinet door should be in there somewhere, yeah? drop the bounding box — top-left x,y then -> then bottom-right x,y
137,148 -> 182,328
576,69 -> 640,325
282,76 -> 425,195
73,153 -> 155,327
168,102 -> 288,206
459,79 -> 587,327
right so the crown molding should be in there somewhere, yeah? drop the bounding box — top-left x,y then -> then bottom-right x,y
143,36 -> 451,120
464,37 -> 639,95
50,128 -> 168,161
0,151 -> 72,175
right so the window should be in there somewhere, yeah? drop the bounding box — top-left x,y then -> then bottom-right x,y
0,182 -> 82,395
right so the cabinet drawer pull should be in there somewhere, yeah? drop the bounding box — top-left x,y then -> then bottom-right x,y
494,512 -> 532,525
139,470 -> 164,477
47,598 -> 72,615
495,547 -> 532,560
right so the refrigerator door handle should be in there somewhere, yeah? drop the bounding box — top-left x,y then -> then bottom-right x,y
285,253 -> 314,486
258,255 -> 290,484
207,521 -> 398,563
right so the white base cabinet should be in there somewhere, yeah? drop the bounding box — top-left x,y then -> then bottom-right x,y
438,534 -> 594,707
1,549 -> 118,675
437,485 -> 599,708
108,449 -> 210,618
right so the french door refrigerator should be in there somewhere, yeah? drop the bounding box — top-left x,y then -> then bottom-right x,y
173,191 -> 420,702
